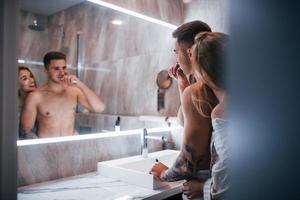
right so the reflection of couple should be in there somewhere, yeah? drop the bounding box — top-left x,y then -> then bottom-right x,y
19,52 -> 105,139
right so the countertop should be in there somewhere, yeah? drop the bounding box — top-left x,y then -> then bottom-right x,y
18,172 -> 183,200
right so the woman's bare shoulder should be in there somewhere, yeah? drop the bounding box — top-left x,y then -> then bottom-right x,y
182,83 -> 210,118
211,103 -> 225,118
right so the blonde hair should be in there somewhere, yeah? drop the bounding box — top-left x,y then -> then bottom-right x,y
193,32 -> 229,89
190,32 -> 228,117
191,83 -> 217,118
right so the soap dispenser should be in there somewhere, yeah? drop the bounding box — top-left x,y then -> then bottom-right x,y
115,116 -> 121,132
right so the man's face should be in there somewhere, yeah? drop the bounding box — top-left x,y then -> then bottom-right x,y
174,39 -> 192,75
46,59 -> 67,83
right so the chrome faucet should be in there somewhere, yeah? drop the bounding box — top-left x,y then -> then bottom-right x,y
141,128 -> 166,158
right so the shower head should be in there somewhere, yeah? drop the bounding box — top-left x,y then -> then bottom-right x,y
28,18 -> 46,32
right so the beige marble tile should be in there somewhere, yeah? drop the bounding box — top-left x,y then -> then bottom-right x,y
18,133 -> 164,186
184,0 -> 229,33
101,0 -> 186,25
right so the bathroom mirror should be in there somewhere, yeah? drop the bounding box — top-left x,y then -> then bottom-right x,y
156,70 -> 172,90
156,70 -> 172,112
17,0 -> 182,139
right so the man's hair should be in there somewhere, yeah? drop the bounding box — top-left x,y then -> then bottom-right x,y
172,20 -> 211,48
43,51 -> 66,69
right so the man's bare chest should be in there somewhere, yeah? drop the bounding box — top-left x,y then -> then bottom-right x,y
37,91 -> 77,117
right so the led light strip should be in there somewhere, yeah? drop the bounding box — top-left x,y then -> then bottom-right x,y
17,126 -> 183,146
87,0 -> 178,30
18,59 -> 43,66
17,59 -> 110,72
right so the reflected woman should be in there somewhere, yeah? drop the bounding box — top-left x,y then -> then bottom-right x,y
18,66 -> 37,139
18,66 -> 37,111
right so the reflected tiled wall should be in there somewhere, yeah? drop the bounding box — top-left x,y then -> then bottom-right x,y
18,12 -> 49,62
19,1 -> 182,117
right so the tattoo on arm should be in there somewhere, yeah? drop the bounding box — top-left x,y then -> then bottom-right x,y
161,144 -> 204,182
21,128 -> 38,139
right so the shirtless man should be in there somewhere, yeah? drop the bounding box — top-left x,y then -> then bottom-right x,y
150,21 -> 218,198
169,20 -> 215,126
21,51 -> 105,138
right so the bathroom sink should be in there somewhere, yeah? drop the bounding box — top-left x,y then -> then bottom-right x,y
97,150 -> 180,189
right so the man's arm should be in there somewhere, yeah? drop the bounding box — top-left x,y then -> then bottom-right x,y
177,106 -> 184,126
160,144 -> 201,181
169,64 -> 190,126
63,75 -> 105,113
151,86 -> 212,181
21,92 -> 39,139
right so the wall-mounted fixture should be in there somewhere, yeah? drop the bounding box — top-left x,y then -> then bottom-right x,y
115,116 -> 121,131
141,128 -> 168,158
156,70 -> 172,112
27,15 -> 47,31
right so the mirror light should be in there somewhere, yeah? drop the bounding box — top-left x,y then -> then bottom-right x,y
87,0 -> 178,30
17,59 -> 111,72
111,20 -> 123,25
18,59 -> 43,66
17,126 -> 182,146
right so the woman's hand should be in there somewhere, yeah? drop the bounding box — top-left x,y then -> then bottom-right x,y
182,179 -> 204,199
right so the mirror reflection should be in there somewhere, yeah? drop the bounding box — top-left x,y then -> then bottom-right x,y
18,1 -> 180,139
20,52 -> 105,139
156,70 -> 172,90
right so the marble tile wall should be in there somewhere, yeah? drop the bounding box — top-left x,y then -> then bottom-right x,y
184,0 -> 228,33
18,132 -> 165,186
101,0 -> 228,33
101,0 -> 186,25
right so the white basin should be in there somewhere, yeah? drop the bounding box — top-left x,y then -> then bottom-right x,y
97,150 -> 180,189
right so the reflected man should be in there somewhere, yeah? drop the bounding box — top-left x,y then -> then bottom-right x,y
21,51 -> 105,138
